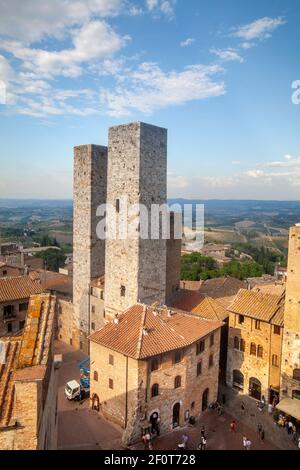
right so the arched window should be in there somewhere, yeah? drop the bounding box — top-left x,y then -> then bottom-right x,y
250,343 -> 256,356
93,371 -> 98,382
234,336 -> 239,349
233,370 -> 244,390
257,345 -> 263,358
174,376 -> 181,389
151,383 -> 159,398
293,369 -> 300,381
240,339 -> 246,352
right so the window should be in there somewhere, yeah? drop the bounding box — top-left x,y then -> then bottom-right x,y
92,306 -> 95,314
3,305 -> 14,318
250,343 -> 256,356
7,323 -> 12,333
196,340 -> 205,355
150,357 -> 159,372
109,379 -> 114,390
91,322 -> 95,331
19,302 -> 28,312
191,401 -> 195,410
94,371 -> 98,381
120,285 -> 126,297
109,354 -> 114,366
293,369 -> 300,381
272,354 -> 279,367
209,354 -> 214,368
257,345 -> 263,358
210,334 -> 214,347
238,315 -> 245,325
3,270 -> 7,276
116,198 -> 120,213
19,320 -> 25,330
274,325 -> 281,335
234,337 -> 245,352
174,376 -> 181,389
197,361 -> 202,376
151,383 -> 159,397
255,320 -> 261,330
174,350 -> 182,364
70,338 -> 73,346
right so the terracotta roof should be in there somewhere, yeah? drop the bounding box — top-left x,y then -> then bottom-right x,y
30,270 -> 72,297
90,304 -> 222,359
253,284 -> 286,296
199,276 -> 247,307
90,275 -> 105,288
228,288 -> 285,324
0,276 -> 43,303
170,289 -> 228,321
0,293 -> 56,428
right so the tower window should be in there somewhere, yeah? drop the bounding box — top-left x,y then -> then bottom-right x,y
274,325 -> 281,335
116,199 -> 120,213
151,383 -> 159,397
109,354 -> 114,366
109,379 -> 114,389
255,320 -> 261,330
210,334 -> 214,347
174,350 -> 182,364
174,376 -> 182,389
209,354 -> 214,368
197,361 -> 202,376
91,322 -> 95,330
238,315 -> 245,325
94,371 -> 98,381
272,354 -> 279,367
196,340 -> 205,355
120,285 -> 126,297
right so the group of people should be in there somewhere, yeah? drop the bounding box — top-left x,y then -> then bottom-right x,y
141,416 -> 161,450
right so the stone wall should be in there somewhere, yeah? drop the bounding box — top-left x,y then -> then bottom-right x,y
57,298 -> 73,346
90,289 -> 106,333
166,212 -> 182,302
73,144 -> 107,352
281,225 -> 300,398
104,122 -> 167,318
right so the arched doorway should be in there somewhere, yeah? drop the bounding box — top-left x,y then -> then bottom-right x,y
233,370 -> 244,391
202,388 -> 209,411
150,412 -> 159,434
249,377 -> 261,401
173,402 -> 180,428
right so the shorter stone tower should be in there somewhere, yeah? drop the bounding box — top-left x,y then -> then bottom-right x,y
73,144 -> 107,352
281,224 -> 300,399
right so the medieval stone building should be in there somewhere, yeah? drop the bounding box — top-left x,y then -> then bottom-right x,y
89,304 -> 222,445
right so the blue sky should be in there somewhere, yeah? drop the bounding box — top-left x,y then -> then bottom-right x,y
0,0 -> 300,199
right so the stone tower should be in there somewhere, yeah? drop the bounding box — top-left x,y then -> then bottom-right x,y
281,224 -> 300,399
73,144 -> 107,352
104,122 -> 167,318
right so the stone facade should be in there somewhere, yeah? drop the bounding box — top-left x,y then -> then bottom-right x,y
104,122 -> 167,318
0,299 -> 28,336
227,312 -> 283,403
281,225 -> 300,399
73,144 -> 107,352
90,329 -> 220,445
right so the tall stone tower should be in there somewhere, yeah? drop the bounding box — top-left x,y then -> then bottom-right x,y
104,122 -> 167,317
281,224 -> 300,399
73,144 -> 107,352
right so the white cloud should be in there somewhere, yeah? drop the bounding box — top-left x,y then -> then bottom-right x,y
0,0 -> 123,44
211,48 -> 244,63
232,16 -> 286,42
2,21 -> 129,78
232,160 -> 241,165
146,0 -> 175,18
180,38 -> 195,47
100,62 -> 225,116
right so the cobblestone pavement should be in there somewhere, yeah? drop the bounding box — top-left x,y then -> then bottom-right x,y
55,341 -> 122,450
130,409 -> 278,451
221,385 -> 298,451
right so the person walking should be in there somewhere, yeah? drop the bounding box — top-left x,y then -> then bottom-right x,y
257,423 -> 263,436
242,435 -> 247,450
241,402 -> 245,414
287,420 -> 293,435
201,436 -> 207,450
230,420 -> 237,432
200,425 -> 206,438
246,439 -> 252,450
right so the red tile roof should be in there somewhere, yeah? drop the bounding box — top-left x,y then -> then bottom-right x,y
0,276 -> 43,303
170,289 -> 228,321
90,304 -> 222,359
